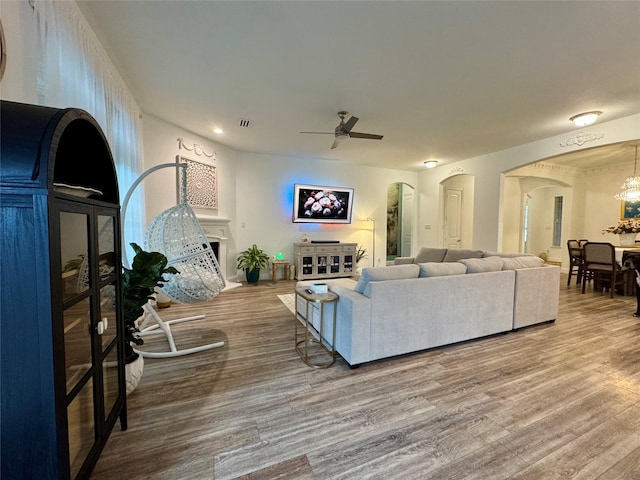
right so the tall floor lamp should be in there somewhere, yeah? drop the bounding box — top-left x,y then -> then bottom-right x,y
366,217 -> 375,267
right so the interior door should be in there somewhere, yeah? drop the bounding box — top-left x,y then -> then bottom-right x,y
444,187 -> 463,249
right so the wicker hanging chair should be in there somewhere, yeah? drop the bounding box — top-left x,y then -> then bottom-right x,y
122,162 -> 226,358
144,186 -> 226,303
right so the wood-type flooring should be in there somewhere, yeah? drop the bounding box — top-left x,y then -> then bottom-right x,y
90,273 -> 640,479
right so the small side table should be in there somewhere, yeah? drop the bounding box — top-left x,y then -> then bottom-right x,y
272,260 -> 290,281
294,287 -> 338,368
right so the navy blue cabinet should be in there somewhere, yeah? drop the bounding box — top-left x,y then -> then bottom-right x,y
1,101 -> 127,479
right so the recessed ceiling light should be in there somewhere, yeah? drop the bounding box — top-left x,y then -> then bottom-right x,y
213,128 -> 224,135
424,160 -> 438,168
569,111 -> 602,127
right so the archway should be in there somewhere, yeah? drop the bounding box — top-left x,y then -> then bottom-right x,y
440,174 -> 474,249
386,182 -> 415,260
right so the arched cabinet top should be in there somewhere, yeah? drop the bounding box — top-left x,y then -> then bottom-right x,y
1,100 -> 119,204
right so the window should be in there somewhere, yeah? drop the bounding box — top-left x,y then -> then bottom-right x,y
553,196 -> 563,247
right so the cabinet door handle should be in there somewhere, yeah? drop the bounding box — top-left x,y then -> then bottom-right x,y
97,319 -> 107,335
102,317 -> 108,330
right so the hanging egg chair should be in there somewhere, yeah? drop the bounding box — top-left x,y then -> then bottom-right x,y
121,162 -> 226,358
144,190 -> 226,304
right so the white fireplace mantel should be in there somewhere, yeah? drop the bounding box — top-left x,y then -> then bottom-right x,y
196,215 -> 233,283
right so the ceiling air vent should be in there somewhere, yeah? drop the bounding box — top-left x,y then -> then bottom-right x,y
238,118 -> 251,128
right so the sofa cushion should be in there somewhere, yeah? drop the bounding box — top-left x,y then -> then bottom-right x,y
484,251 -> 534,258
414,247 -> 447,263
501,256 -> 545,270
418,262 -> 467,277
458,256 -> 504,273
354,264 -> 420,294
393,256 -> 415,265
443,249 -> 484,262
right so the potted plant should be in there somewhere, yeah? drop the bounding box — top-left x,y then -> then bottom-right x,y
121,243 -> 179,364
236,244 -> 270,283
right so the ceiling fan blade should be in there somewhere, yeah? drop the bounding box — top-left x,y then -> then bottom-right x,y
299,131 -> 334,135
341,116 -> 359,133
349,132 -> 383,140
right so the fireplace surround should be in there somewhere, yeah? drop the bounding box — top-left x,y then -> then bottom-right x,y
197,214 -> 235,284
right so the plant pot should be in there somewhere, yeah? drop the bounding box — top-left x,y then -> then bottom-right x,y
154,287 -> 172,308
618,233 -> 637,247
125,355 -> 144,396
245,268 -> 260,283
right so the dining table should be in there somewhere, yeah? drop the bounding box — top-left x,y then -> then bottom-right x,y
613,246 -> 640,296
615,245 -> 640,264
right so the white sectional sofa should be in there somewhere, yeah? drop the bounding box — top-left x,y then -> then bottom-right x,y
296,248 -> 560,367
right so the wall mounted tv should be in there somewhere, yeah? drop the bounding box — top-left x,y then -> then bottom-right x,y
292,184 -> 354,224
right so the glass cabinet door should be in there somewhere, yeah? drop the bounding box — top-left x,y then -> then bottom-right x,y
97,215 -> 117,350
60,209 -> 95,478
60,212 -> 92,393
317,255 -> 327,274
96,213 -> 122,423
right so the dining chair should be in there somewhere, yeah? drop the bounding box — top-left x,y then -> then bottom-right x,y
578,239 -> 589,247
567,239 -> 584,285
581,242 -> 628,298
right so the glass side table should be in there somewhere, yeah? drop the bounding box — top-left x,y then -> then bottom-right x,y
294,287 -> 338,368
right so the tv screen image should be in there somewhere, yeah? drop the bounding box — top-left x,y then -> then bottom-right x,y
293,184 -> 354,224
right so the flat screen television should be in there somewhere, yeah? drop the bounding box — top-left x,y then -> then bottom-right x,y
292,184 -> 354,224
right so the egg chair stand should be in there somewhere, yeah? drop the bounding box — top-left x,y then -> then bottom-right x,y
134,303 -> 224,358
122,162 -> 226,358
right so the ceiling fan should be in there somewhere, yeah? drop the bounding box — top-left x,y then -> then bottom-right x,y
300,111 -> 383,149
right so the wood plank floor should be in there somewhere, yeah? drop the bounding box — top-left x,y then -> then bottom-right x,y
90,274 -> 640,480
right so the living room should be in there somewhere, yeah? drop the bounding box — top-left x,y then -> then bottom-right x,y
3,1 -> 640,277
1,1 -> 639,479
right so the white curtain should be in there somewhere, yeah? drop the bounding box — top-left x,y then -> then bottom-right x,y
34,0 -> 144,259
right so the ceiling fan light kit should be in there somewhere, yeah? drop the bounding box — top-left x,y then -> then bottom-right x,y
301,111 -> 383,149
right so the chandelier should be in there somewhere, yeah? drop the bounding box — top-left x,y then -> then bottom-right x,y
615,146 -> 640,202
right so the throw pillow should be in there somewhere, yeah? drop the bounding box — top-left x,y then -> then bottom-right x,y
443,249 -> 485,262
501,256 -> 545,270
458,256 -> 503,273
414,247 -> 448,263
353,264 -> 420,294
418,262 -> 467,277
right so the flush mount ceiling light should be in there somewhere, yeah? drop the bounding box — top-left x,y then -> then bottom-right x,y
424,160 -> 438,168
570,111 -> 602,127
615,145 -> 640,202
213,128 -> 224,135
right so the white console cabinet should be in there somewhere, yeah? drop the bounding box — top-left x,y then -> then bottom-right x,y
294,243 -> 357,280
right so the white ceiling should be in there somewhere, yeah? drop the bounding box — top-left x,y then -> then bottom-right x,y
76,1 -> 640,172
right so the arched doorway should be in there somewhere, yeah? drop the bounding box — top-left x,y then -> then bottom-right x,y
502,173 -> 572,258
386,182 -> 414,260
440,174 -> 474,249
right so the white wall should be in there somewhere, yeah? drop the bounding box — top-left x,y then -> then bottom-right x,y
0,1 -> 42,103
525,186 -> 571,263
3,1 -> 639,275
140,115 -> 417,277
141,114 -> 239,278
234,151 -> 417,271
418,114 -> 640,252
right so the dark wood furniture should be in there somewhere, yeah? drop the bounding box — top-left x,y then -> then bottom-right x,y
581,242 -> 628,298
1,101 -> 127,479
566,239 -> 584,285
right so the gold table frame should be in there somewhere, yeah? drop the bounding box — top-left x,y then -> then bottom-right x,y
294,287 -> 338,368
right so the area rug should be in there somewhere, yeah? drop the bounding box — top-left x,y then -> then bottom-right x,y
277,293 -> 295,315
